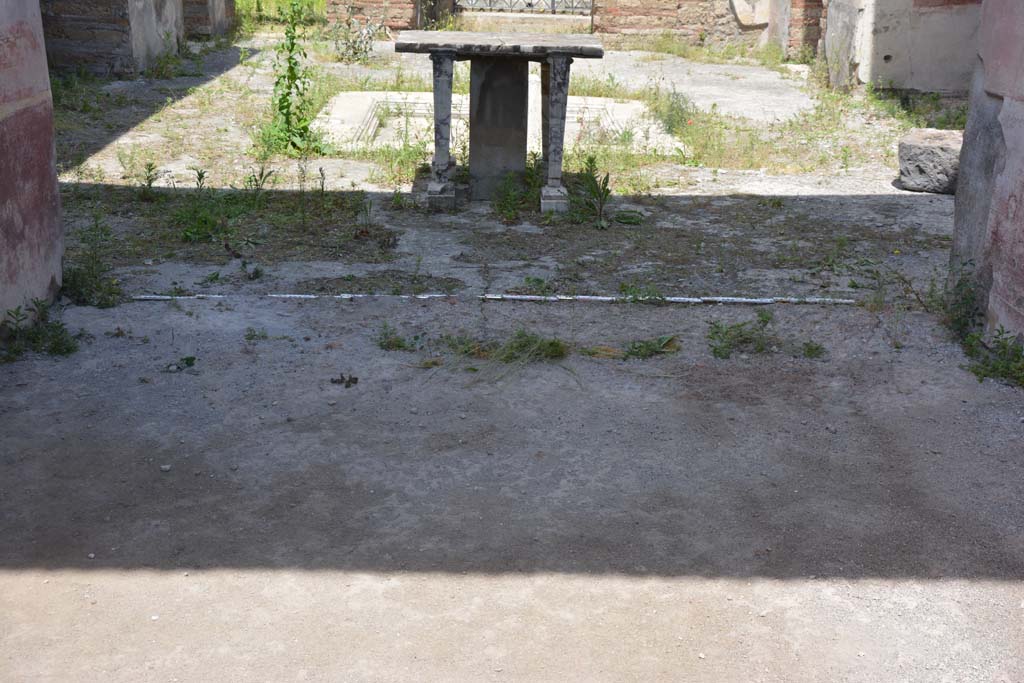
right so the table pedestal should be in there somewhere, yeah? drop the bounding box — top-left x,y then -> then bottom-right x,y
468,58 -> 530,200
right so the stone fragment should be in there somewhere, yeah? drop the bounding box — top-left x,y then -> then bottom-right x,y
899,128 -> 963,194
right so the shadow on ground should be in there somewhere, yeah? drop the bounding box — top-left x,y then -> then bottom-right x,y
1,294 -> 1021,578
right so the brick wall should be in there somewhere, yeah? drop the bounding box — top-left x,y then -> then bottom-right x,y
327,1 -> 420,30
329,0 -> 761,44
788,0 -> 822,54
594,0 -> 762,44
39,0 -> 136,75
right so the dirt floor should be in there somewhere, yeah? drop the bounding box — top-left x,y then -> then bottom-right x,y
2,28 -> 1022,682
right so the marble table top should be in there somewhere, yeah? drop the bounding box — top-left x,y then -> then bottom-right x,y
394,31 -> 604,59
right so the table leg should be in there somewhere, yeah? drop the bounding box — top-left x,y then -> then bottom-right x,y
428,49 -> 456,209
541,53 -> 572,213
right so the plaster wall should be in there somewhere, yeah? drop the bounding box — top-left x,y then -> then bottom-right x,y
824,0 -> 980,93
0,2 -> 63,314
40,0 -> 183,76
127,0 -> 184,72
952,0 -> 1024,336
184,0 -> 236,37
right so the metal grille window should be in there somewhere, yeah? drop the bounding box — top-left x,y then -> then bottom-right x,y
455,0 -> 593,15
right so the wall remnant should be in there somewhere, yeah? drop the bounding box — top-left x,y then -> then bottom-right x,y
184,0 -> 235,38
823,0 -> 981,93
952,0 -> 1024,337
0,2 -> 63,314
333,0 -> 770,45
40,0 -> 184,77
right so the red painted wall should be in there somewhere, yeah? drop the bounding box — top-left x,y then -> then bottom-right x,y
0,3 -> 63,314
977,0 -> 1024,335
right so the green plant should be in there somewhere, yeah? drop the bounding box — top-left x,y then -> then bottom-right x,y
138,162 -> 161,201
192,167 -> 208,191
576,155 -> 611,228
619,281 -> 665,304
176,199 -> 234,243
964,327 -> 1024,387
376,322 -> 416,351
519,276 -> 554,296
802,340 -> 825,359
244,327 -> 269,341
244,163 -> 275,203
707,310 -> 776,359
327,3 -> 384,63
614,210 -> 643,225
492,330 -> 568,363
624,335 -> 679,360
493,173 -> 525,222
1,300 -> 79,363
441,330 -> 568,363
264,0 -> 319,152
62,216 -> 123,308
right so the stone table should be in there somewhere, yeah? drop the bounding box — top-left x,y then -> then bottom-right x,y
395,31 -> 604,212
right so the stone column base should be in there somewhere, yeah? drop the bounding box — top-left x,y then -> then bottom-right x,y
540,186 -> 569,213
427,181 -> 456,210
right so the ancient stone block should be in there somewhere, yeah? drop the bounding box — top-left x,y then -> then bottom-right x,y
184,0 -> 235,38
469,58 -> 529,200
40,0 -> 183,76
898,128 -> 963,194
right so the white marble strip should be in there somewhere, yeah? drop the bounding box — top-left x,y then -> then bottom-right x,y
131,293 -> 857,305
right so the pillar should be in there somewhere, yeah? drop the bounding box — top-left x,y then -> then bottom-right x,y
540,54 -> 572,213
1,2 -> 63,314
428,49 -> 456,210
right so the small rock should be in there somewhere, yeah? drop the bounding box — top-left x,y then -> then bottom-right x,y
459,413 -> 467,419
160,464 -> 172,472
87,553 -> 96,560
898,128 -> 962,194
698,653 -> 706,660
328,400 -> 337,407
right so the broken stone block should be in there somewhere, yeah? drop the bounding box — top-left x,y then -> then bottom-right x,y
899,128 -> 963,194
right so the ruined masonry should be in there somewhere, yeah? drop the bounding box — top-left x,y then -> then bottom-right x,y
39,0 -> 234,77
0,2 -> 62,313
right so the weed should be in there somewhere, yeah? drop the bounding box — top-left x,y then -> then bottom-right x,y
614,210 -> 644,225
441,329 -> 567,363
62,216 -> 123,308
245,163 -> 276,199
519,276 -> 554,296
493,173 -> 525,222
441,334 -> 496,359
326,3 -> 384,63
144,33 -> 191,80
619,281 -> 666,304
192,167 -> 208,191
707,310 -> 776,359
138,162 -> 161,201
574,156 -> 612,229
256,0 -> 331,155
1,300 -> 79,363
244,327 -> 269,341
376,322 -> 416,351
492,330 -> 568,363
802,340 -> 825,359
966,327 -> 1024,387
624,335 -> 679,360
